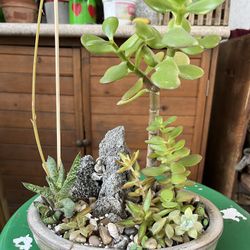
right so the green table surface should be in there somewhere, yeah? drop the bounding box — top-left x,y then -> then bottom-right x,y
0,183 -> 249,250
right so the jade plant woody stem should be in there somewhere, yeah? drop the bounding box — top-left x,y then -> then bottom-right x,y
113,42 -> 160,167
31,0 -> 48,175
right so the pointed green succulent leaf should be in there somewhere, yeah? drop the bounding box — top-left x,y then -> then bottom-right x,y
188,228 -> 198,239
119,218 -> 136,227
127,201 -> 144,219
165,224 -> 174,239
178,64 -> 204,80
23,182 -> 53,200
143,189 -> 152,212
199,35 -> 221,49
56,164 -> 65,189
101,62 -> 129,84
119,78 -> 143,101
81,34 -> 115,54
102,17 -> 119,41
181,45 -> 204,55
57,153 -> 81,200
186,0 -> 225,15
151,57 -> 180,89
138,221 -> 148,241
162,27 -> 198,48
178,154 -> 202,167
151,217 -> 167,235
46,176 -> 58,194
46,156 -> 58,183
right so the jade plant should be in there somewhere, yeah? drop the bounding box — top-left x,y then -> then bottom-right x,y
80,0 -> 224,247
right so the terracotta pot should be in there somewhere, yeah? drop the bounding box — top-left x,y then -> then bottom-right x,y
0,0 -> 37,23
27,193 -> 223,250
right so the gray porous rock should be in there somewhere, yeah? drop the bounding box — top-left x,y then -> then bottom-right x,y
93,126 -> 130,220
71,155 -> 101,200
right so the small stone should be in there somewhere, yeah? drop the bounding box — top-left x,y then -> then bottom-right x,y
117,225 -> 124,234
69,230 -> 81,242
100,218 -> 111,226
144,238 -> 158,249
127,242 -> 135,250
92,172 -> 103,181
114,235 -> 129,249
99,225 -> 112,245
107,223 -> 119,239
75,200 -> 87,212
89,235 -> 101,246
85,213 -> 92,219
107,213 -> 122,223
129,235 -> 134,240
89,197 -> 96,204
62,218 -> 69,223
75,235 -> 86,243
90,218 -> 98,230
124,227 -> 138,236
134,234 -> 138,244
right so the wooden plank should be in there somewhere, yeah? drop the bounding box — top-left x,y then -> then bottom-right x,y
92,131 -> 193,149
91,115 -> 195,133
0,160 -> 71,177
198,48 -> 219,182
91,76 -> 199,97
0,111 -> 75,130
0,73 -> 74,95
204,34 -> 250,197
0,144 -> 78,162
73,48 -> 85,154
0,54 -> 73,76
0,93 -> 74,113
191,50 -> 211,181
91,96 -> 197,116
223,0 -> 230,26
0,128 -> 76,147
82,49 -> 92,155
214,5 -> 222,26
90,58 -> 201,76
0,45 -> 73,57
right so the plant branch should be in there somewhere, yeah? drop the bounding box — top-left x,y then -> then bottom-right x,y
112,43 -> 159,92
31,0 -> 48,175
147,91 -> 160,167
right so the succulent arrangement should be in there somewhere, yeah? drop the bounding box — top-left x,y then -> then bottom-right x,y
24,0 -> 225,249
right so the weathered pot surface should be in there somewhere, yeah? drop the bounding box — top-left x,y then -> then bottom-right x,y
27,193 -> 223,250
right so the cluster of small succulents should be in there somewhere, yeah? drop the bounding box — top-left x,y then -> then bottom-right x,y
115,116 -> 208,248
